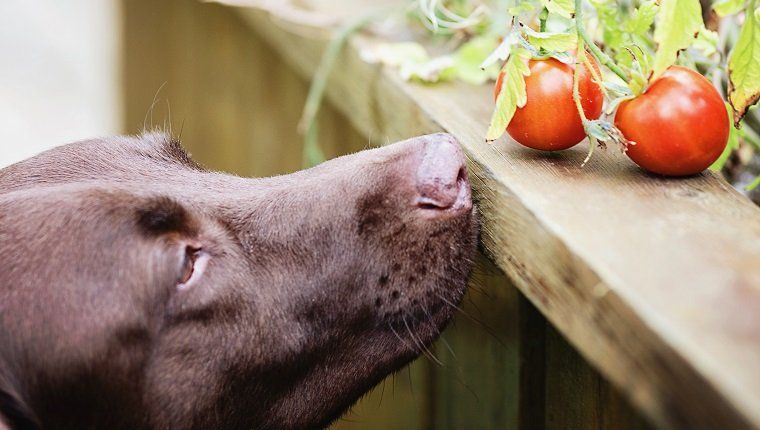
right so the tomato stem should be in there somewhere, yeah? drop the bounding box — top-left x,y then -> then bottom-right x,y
573,37 -> 598,167
572,42 -> 588,124
539,7 -> 548,32
582,53 -> 608,98
573,0 -> 629,84
537,8 -> 549,56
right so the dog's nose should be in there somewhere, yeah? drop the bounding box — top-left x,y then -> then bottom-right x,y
415,133 -> 472,213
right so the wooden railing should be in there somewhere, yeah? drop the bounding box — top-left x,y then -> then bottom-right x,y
123,1 -> 760,428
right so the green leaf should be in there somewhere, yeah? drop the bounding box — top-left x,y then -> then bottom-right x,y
543,0 -> 575,19
625,1 -> 659,35
399,56 -> 456,83
727,0 -> 760,125
452,36 -> 501,85
694,27 -> 720,57
618,45 -> 653,95
509,1 -> 536,16
709,104 -> 739,171
590,0 -> 625,49
652,0 -> 704,79
486,47 -> 531,141
523,27 -> 578,52
480,24 -> 522,69
713,0 -> 746,16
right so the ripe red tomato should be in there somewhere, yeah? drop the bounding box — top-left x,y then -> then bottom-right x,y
494,55 -> 604,151
615,66 -> 729,176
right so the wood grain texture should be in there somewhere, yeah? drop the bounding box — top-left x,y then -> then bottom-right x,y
429,255 -> 520,430
518,293 -> 547,430
215,3 -> 760,428
544,322 -> 653,430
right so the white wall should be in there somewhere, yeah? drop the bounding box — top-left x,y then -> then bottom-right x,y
0,0 -> 121,167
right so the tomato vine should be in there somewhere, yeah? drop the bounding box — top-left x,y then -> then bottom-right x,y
304,0 -> 760,191
398,0 -> 758,183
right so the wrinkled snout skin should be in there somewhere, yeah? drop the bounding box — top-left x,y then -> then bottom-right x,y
0,132 -> 478,430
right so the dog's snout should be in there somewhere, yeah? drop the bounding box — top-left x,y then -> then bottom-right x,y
415,134 -> 472,213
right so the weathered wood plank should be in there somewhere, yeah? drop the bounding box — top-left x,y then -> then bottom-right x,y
429,255 -> 520,430
544,322 -> 653,430
518,293 -> 546,430
213,3 -> 760,428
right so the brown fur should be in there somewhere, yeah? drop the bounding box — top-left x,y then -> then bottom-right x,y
0,132 -> 478,429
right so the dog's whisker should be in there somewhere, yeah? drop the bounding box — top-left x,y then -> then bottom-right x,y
143,81 -> 167,132
403,315 -> 443,366
388,322 -> 419,355
419,303 -> 457,362
436,293 -> 509,350
436,333 -> 458,362
378,378 -> 386,407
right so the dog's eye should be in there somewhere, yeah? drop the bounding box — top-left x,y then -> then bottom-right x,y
178,245 -> 208,290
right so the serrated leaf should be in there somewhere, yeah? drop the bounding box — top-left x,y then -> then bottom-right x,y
713,0 -> 745,16
544,0 -> 575,18
625,1 -> 659,35
452,36 -> 501,85
523,27 -> 578,52
480,27 -> 521,69
727,0 -> 760,124
486,47 -> 531,141
652,0 -> 704,79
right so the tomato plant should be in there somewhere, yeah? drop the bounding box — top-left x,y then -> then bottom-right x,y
400,0 -> 758,185
494,56 -> 603,151
615,66 -> 729,176
308,0 -> 760,190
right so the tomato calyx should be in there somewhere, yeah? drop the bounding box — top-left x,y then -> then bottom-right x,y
571,42 -> 635,165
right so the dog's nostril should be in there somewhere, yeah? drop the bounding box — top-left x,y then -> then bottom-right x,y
457,166 -> 467,184
417,201 -> 445,210
415,135 -> 471,212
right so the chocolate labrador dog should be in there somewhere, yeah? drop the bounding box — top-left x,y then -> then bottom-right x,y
0,132 -> 478,429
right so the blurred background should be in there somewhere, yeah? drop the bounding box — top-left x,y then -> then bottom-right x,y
0,0 -> 366,173
0,1 -> 657,428
0,0 -> 121,167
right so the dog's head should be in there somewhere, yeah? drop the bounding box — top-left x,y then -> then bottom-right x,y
0,132 -> 478,429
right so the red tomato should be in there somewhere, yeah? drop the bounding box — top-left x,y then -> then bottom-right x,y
494,55 -> 604,151
615,66 -> 729,176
